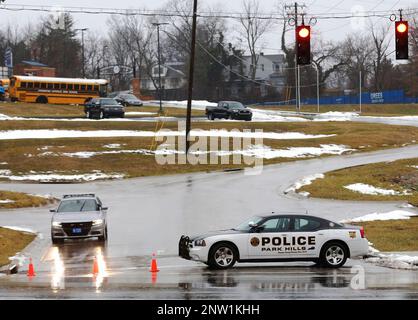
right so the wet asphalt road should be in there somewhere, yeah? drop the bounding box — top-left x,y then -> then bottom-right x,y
1,141 -> 418,299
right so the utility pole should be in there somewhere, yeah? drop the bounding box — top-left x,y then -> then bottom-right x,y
285,2 -> 306,113
75,28 -> 88,78
186,0 -> 198,154
152,22 -> 168,114
359,70 -> 362,113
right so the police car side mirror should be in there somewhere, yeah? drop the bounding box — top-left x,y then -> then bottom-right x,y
248,222 -> 258,228
50,209 -> 56,213
101,207 -> 108,211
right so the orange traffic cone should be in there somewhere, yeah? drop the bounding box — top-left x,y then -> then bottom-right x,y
27,258 -> 36,277
92,257 -> 99,276
150,253 -> 160,273
151,271 -> 158,284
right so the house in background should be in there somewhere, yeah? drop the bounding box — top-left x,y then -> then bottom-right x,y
229,53 -> 286,99
14,60 -> 56,77
140,62 -> 187,99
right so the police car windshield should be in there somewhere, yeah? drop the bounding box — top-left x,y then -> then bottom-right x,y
57,199 -> 98,213
234,216 -> 264,231
101,98 -> 119,105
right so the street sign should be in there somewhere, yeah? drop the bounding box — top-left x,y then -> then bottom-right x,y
4,47 -> 13,68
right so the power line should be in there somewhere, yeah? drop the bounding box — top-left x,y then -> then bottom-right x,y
1,3 -> 417,21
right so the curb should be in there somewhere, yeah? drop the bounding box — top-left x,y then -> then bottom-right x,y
0,231 -> 43,275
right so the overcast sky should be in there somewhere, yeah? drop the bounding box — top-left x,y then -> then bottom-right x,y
1,0 -> 418,58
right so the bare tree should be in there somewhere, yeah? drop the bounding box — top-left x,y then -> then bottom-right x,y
369,22 -> 391,91
238,0 -> 275,87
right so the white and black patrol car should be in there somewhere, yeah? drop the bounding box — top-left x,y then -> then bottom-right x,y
179,214 -> 369,269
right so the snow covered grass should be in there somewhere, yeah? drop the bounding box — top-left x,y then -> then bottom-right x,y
0,227 -> 36,266
37,144 -> 353,160
0,170 -> 124,183
285,174 -> 324,195
0,129 -> 335,141
1,121 -> 418,181
344,183 -> 412,196
345,215 -> 418,257
298,158 -> 418,206
341,210 -> 417,223
0,190 -> 56,209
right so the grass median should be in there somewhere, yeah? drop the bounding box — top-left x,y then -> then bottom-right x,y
0,191 -> 55,209
1,121 -> 418,181
352,218 -> 418,252
299,158 -> 418,206
0,227 -> 36,266
0,102 -> 205,118
255,103 -> 418,117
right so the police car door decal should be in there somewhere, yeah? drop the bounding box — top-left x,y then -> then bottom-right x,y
247,217 -> 319,258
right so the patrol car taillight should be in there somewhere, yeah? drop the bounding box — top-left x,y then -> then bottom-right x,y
360,227 -> 365,238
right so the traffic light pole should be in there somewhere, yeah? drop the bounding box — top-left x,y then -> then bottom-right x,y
294,2 -> 300,113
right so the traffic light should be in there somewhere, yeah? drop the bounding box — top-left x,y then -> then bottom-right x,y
395,20 -> 408,60
296,25 -> 311,65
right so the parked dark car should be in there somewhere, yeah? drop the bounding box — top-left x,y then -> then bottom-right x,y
206,101 -> 252,121
84,98 -> 125,119
114,93 -> 143,107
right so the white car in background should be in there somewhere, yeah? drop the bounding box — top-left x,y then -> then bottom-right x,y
179,214 -> 368,269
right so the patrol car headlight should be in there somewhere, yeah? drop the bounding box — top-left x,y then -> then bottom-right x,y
92,219 -> 104,226
52,221 -> 62,227
194,239 -> 206,247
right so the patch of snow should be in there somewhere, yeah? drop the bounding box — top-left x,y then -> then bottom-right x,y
0,169 -> 11,175
285,173 -> 325,193
41,144 -> 353,160
341,210 -> 417,223
366,253 -> 418,270
0,129 -> 336,141
314,112 -> 360,122
0,199 -> 15,204
249,109 -> 309,122
0,162 -> 7,165
344,183 -> 412,196
103,144 -> 122,149
1,226 -> 36,233
162,100 -> 217,110
0,172 -> 125,182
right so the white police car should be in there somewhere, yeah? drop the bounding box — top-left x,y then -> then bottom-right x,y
179,214 -> 369,269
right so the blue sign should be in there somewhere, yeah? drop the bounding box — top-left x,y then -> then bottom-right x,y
4,47 -> 12,68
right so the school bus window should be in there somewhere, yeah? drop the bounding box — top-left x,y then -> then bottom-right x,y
28,82 -> 33,89
60,83 -> 66,90
74,84 -> 79,90
93,85 -> 98,91
40,83 -> 47,89
54,83 -> 59,90
87,85 -> 92,91
34,82 -> 40,89
81,85 -> 86,91
68,84 -> 73,90
48,83 -> 53,89
21,82 -> 27,88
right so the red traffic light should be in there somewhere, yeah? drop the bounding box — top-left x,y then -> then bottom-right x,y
396,22 -> 408,33
298,27 -> 310,38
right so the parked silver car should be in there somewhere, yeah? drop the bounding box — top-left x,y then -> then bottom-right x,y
50,194 -> 108,244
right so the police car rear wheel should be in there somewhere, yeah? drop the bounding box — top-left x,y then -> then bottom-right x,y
320,242 -> 347,268
208,243 -> 237,269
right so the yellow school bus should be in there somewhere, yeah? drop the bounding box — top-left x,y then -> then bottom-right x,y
9,75 -> 109,105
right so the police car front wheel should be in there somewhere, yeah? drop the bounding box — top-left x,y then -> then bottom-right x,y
320,242 -> 348,268
208,243 -> 237,269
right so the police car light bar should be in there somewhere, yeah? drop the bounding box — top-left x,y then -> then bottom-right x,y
63,194 -> 96,199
